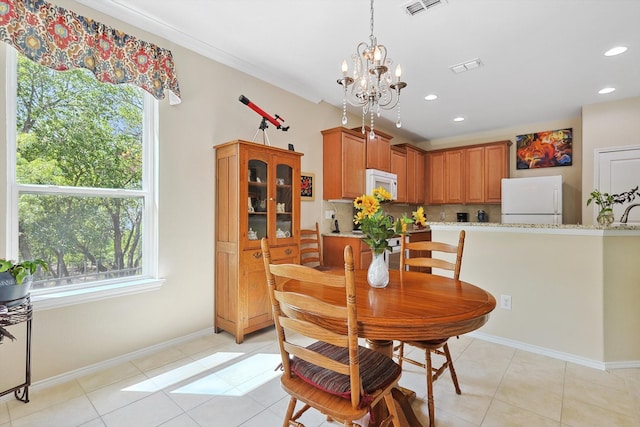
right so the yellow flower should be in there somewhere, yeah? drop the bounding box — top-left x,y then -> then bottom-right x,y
372,186 -> 392,202
353,190 -> 413,255
412,206 -> 427,227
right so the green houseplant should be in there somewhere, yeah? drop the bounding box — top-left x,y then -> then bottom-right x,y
587,186 -> 640,226
0,258 -> 48,306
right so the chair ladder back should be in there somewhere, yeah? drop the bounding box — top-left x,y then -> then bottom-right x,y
261,238 -> 363,409
300,222 -> 323,267
400,230 -> 466,279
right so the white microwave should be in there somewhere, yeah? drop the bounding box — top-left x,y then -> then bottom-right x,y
366,169 -> 398,201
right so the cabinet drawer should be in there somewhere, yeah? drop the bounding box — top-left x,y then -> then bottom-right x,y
242,245 -> 299,271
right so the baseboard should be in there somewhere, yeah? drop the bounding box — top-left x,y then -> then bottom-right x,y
469,331 -> 640,370
0,328 -> 215,403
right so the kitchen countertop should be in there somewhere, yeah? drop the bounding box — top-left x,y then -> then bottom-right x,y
324,222 -> 640,237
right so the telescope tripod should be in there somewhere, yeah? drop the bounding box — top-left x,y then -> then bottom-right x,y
252,117 -> 272,146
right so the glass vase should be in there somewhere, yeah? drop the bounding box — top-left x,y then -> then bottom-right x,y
367,252 -> 389,288
597,211 -> 614,226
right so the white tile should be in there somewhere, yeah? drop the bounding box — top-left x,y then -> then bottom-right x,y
11,396 -> 98,427
101,392 -> 183,427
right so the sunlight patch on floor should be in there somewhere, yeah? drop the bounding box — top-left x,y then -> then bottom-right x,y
123,352 -> 244,392
171,353 -> 282,396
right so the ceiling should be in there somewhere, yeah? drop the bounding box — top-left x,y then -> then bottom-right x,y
79,0 -> 640,142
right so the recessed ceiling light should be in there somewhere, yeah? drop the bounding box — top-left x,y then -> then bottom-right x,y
453,117 -> 465,122
598,87 -> 616,95
424,94 -> 438,101
604,46 -> 627,57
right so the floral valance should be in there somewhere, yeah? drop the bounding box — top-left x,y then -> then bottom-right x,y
0,0 -> 181,104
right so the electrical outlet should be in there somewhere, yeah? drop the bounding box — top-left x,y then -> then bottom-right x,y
500,294 -> 512,310
325,210 -> 335,220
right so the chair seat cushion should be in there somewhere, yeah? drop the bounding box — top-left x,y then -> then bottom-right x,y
291,341 -> 401,404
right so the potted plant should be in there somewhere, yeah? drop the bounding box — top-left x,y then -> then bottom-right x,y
0,259 -> 48,307
587,186 -> 640,226
353,188 -> 412,288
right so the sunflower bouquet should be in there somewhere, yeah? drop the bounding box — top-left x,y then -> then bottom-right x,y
353,187 -> 413,255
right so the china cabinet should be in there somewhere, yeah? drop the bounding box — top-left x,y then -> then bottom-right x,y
214,140 -> 302,343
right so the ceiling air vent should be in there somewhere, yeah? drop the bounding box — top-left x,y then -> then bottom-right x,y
402,0 -> 447,16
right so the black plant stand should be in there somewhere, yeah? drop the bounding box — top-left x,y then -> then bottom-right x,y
0,295 -> 32,403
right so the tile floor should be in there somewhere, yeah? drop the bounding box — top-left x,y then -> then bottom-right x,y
1,328 -> 639,427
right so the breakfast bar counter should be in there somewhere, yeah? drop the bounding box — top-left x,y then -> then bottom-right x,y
423,222 -> 640,369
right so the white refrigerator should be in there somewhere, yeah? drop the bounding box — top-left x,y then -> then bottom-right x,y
501,175 -> 563,224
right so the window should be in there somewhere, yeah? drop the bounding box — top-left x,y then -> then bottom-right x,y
6,50 -> 159,303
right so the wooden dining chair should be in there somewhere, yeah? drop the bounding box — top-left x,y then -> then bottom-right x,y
299,222 -> 324,268
261,238 -> 402,427
395,230 -> 466,427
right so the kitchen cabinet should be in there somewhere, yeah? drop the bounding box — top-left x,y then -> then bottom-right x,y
214,140 -> 303,343
390,146 -> 407,203
465,141 -> 511,204
391,144 -> 426,204
355,127 -> 392,172
427,149 -> 464,204
322,127 -> 366,200
405,145 -> 426,204
427,151 -> 445,204
428,141 -> 510,205
323,235 -> 372,269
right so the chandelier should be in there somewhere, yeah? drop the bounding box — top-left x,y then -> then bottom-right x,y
337,0 -> 407,139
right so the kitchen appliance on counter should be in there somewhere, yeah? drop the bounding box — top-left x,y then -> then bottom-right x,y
477,210 -> 488,222
456,212 -> 469,222
501,175 -> 563,224
366,169 -> 397,200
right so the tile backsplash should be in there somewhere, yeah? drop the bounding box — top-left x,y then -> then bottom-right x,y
320,200 -> 502,234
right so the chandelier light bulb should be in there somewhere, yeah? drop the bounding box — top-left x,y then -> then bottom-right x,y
395,64 -> 402,80
341,59 -> 348,75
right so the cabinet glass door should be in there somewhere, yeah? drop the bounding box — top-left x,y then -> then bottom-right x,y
248,159 -> 268,242
275,163 -> 293,240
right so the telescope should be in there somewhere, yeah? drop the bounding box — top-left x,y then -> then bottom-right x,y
239,95 -> 289,132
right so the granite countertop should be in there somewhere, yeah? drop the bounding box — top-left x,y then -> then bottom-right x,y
323,222 -> 640,237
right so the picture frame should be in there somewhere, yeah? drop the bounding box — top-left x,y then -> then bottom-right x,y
300,172 -> 315,201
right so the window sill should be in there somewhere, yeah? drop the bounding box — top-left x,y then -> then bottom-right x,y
31,278 -> 165,311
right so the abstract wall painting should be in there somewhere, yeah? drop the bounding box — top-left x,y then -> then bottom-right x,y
516,128 -> 573,169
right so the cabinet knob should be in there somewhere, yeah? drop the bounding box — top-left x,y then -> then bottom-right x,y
285,248 -> 292,255
253,251 -> 262,259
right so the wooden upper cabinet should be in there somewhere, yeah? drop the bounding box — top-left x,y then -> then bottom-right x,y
444,149 -> 465,204
464,141 -> 511,204
484,142 -> 511,203
406,145 -> 426,204
322,127 -> 366,200
427,151 -> 446,204
390,146 -> 407,203
465,146 -> 485,204
427,148 -> 465,204
354,127 -> 392,172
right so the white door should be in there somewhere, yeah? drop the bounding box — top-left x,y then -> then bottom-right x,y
595,146 -> 640,224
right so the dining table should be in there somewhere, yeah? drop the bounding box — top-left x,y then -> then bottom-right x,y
281,268 -> 496,427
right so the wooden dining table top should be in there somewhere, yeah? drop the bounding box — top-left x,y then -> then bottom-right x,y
281,268 -> 497,342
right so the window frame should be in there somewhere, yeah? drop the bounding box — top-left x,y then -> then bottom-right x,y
4,48 -> 163,310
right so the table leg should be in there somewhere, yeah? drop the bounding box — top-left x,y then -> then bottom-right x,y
365,339 -> 424,427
